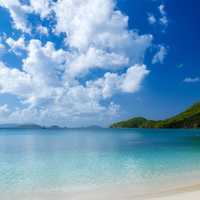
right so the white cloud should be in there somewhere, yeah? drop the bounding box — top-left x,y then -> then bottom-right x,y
121,65 -> 149,92
53,0 -> 152,77
0,0 -> 153,126
0,40 -> 150,126
53,0 -> 152,52
184,77 -> 200,83
54,0 -> 115,51
0,62 -> 32,96
36,25 -> 49,35
147,4 -> 168,29
160,16 -> 168,26
23,40 -> 66,84
6,37 -> 26,55
29,0 -> 51,19
152,45 -> 167,64
159,4 -> 168,27
148,14 -> 156,25
68,47 -> 129,77
159,5 -> 166,16
86,64 -> 149,98
0,0 -> 51,33
0,0 -> 31,33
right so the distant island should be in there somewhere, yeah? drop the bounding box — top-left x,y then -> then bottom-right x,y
0,124 -> 64,129
111,102 -> 200,129
0,124 -> 103,129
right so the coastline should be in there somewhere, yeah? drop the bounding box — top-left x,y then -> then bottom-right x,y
148,184 -> 200,200
2,185 -> 200,200
2,175 -> 200,200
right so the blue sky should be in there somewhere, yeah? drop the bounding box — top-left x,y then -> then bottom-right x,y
116,0 -> 200,120
0,0 -> 199,127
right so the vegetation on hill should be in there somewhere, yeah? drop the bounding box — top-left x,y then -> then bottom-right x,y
110,102 -> 200,128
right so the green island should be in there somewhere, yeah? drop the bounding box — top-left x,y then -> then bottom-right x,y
110,102 -> 200,128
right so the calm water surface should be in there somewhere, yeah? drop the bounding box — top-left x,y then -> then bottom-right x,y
0,128 -> 200,193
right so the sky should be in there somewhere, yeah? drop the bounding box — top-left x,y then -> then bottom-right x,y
0,0 -> 199,127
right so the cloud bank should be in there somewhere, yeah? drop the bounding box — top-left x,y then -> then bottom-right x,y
0,0 -> 153,127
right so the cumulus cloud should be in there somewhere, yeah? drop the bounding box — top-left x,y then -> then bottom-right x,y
0,0 -> 153,126
29,0 -> 51,19
23,40 -> 66,87
121,65 -> 149,92
0,0 -> 51,33
152,45 -> 167,64
0,39 -> 150,126
87,64 -> 149,98
54,0 -> 115,50
53,0 -> 152,51
53,0 -> 152,77
68,47 -> 129,77
0,62 -> 32,96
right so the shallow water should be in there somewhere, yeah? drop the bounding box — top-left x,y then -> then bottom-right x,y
0,128 -> 200,194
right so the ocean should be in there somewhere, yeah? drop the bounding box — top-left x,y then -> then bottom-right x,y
0,128 -> 200,198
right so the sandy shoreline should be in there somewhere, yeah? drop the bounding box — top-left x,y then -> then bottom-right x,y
2,183 -> 200,200
2,173 -> 200,200
148,184 -> 200,200
150,191 -> 200,200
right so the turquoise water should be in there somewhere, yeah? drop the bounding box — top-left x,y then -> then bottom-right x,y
0,128 -> 200,193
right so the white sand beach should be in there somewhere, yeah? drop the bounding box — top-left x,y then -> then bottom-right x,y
150,191 -> 200,200
69,184 -> 200,200
2,182 -> 200,200
148,186 -> 200,200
